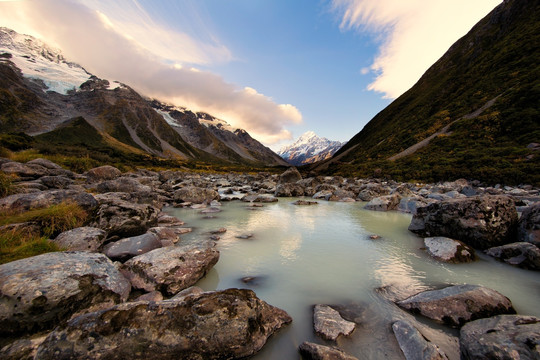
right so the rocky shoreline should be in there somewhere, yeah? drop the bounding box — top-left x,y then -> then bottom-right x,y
1,159 -> 539,359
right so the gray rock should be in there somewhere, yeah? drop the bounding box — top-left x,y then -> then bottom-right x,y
35,289 -> 292,360
26,158 -> 62,170
312,189 -> 333,200
518,202 -> 540,247
120,241 -> 219,295
134,291 -> 163,302
242,194 -> 278,203
313,304 -> 356,341
52,226 -> 107,252
86,165 -> 122,183
157,213 -> 185,226
170,286 -> 204,300
329,189 -> 355,202
424,237 -> 476,263
39,175 -> 73,189
392,320 -> 448,360
397,284 -> 515,328
398,196 -> 434,214
147,226 -> 181,244
0,252 -> 130,336
364,193 -> 401,211
279,167 -> 302,184
275,183 -> 305,197
486,242 -> 540,270
1,161 -> 46,179
293,200 -> 319,205
0,189 -> 98,213
173,186 -> 220,204
460,315 -> 540,359
299,342 -> 358,360
408,195 -> 518,250
0,334 -> 47,360
103,233 -> 162,262
96,176 -> 152,194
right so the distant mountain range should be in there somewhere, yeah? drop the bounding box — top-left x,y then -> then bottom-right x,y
278,131 -> 343,166
0,27 -> 287,167
313,0 -> 540,185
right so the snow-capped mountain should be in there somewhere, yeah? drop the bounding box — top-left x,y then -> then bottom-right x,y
278,131 -> 344,166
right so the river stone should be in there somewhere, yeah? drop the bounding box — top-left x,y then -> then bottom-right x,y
52,226 -> 107,252
103,233 -> 162,262
392,320 -> 448,360
173,186 -> 220,204
90,197 -> 159,238
147,226 -> 181,244
298,342 -> 359,360
0,189 -> 98,212
279,167 -> 302,184
397,284 -> 515,328
424,237 -> 476,263
518,202 -> 540,247
293,199 -> 319,205
120,241 -> 219,295
460,315 -> 540,359
86,165 -> 121,183
364,193 -> 401,211
275,183 -> 305,197
96,176 -> 152,194
408,195 -> 518,250
485,242 -> 540,270
0,252 -> 130,336
35,289 -> 292,360
314,304 -> 356,341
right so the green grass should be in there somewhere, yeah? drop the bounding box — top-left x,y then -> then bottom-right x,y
0,171 -> 15,197
0,229 -> 59,265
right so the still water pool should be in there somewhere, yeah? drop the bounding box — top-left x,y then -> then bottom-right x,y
166,198 -> 540,359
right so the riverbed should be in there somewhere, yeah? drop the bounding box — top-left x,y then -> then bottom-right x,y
166,198 -> 540,359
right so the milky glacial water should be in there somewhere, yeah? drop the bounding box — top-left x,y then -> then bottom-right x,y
165,198 -> 540,360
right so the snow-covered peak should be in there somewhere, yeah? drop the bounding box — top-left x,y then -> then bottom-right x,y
0,27 -> 92,94
278,131 -> 344,166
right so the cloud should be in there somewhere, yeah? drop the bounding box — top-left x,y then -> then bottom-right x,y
0,0 -> 301,144
331,0 -> 501,99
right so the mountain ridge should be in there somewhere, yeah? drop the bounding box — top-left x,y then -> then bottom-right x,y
278,131 -> 343,166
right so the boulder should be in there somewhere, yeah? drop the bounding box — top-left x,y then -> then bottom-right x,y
90,197 -> 159,238
96,177 -> 152,194
275,183 -> 305,197
485,242 -> 540,270
147,226 -> 181,244
173,186 -> 220,204
1,161 -> 47,179
424,237 -> 476,263
293,200 -> 319,206
312,189 -> 333,200
0,334 -> 47,360
120,241 -> 219,295
313,304 -> 356,341
392,320 -> 448,360
35,289 -> 292,360
398,196 -> 434,215
103,233 -> 162,262
460,315 -> 540,359
364,193 -> 401,212
279,167 -> 302,184
0,189 -> 98,213
397,284 -> 515,327
328,189 -> 355,202
298,342 -> 358,360
517,202 -> 540,247
86,165 -> 121,183
408,195 -> 518,250
0,252 -> 130,336
52,226 -> 107,252
39,175 -> 73,189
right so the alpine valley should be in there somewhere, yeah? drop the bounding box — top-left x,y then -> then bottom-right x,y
277,131 -> 343,166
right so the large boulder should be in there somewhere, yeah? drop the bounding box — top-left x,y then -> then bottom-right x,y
397,284 -> 515,327
392,320 -> 448,360
1,161 -> 47,179
39,175 -> 73,189
103,232 -> 162,262
278,167 -> 302,184
424,237 -> 476,263
173,186 -> 220,204
485,242 -> 540,270
313,304 -> 356,341
460,315 -> 540,359
52,226 -> 107,252
298,342 -> 358,360
408,195 -> 518,250
35,289 -> 292,360
0,252 -> 130,336
90,196 -> 159,238
364,193 -> 401,211
275,183 -> 305,197
86,165 -> 121,183
518,202 -> 540,247
0,189 -> 98,213
96,177 -> 152,194
120,241 -> 219,296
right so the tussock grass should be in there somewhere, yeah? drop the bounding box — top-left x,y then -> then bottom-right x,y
0,171 -> 16,197
0,229 -> 59,265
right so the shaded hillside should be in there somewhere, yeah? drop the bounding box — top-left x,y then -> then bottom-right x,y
316,0 -> 539,185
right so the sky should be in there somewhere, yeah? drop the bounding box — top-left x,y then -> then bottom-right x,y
0,0 -> 501,150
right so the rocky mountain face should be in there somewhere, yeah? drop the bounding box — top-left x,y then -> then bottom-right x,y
0,27 -> 285,166
315,0 -> 540,186
278,131 -> 343,166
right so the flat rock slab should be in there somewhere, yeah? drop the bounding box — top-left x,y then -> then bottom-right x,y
397,284 -> 515,327
0,252 -> 130,336
35,289 -> 292,360
460,315 -> 540,359
103,233 -> 162,262
392,320 -> 448,360
486,242 -> 540,270
299,341 -> 358,360
120,241 -> 219,296
52,226 -> 107,252
424,237 -> 476,263
314,304 -> 356,341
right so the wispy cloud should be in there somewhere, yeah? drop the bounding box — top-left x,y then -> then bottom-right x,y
331,0 -> 501,99
0,0 -> 301,144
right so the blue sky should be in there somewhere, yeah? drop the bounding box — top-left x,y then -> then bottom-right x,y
0,0 -> 501,150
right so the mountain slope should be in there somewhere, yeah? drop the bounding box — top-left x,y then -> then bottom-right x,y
278,131 -> 343,166
315,0 -> 539,185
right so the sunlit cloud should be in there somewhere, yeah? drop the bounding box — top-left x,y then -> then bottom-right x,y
0,0 -> 301,144
332,0 -> 501,99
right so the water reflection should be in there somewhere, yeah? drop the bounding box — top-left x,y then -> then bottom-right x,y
279,233 -> 303,263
